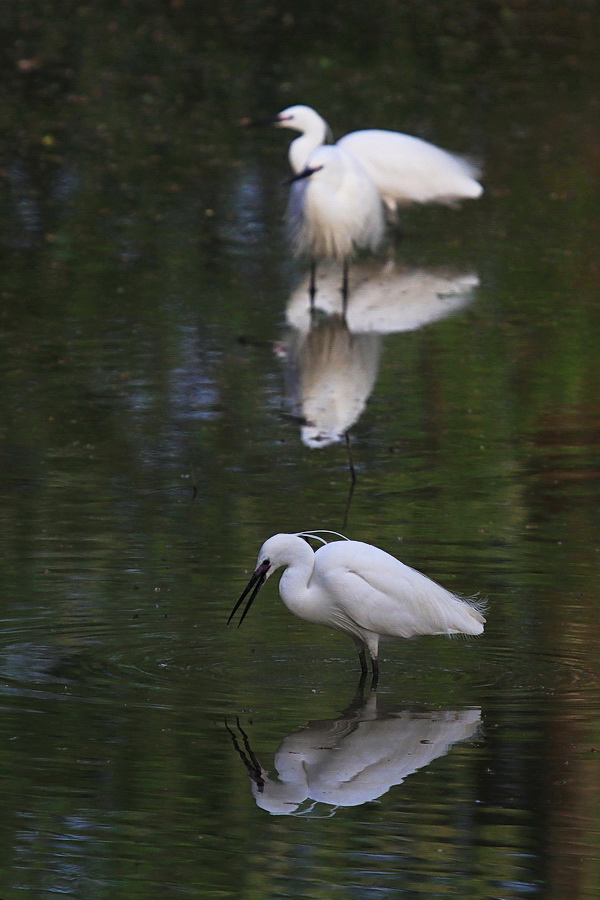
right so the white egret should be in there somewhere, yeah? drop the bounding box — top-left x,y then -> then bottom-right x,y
287,144 -> 385,306
252,104 -> 483,210
228,531 -> 486,679
245,105 -> 482,305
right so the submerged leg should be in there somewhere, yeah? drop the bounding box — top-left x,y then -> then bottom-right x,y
350,673 -> 368,707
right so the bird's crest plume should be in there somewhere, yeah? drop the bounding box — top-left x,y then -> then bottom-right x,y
295,529 -> 350,546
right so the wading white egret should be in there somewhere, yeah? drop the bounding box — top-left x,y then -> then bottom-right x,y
252,104 -> 483,211
228,531 -> 486,680
287,144 -> 385,305
245,105 -> 482,305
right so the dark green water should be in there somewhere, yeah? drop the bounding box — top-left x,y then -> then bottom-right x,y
0,3 -> 598,898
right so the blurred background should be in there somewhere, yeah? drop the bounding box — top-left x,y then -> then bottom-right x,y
0,2 -> 598,898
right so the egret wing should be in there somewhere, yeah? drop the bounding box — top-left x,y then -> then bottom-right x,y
320,543 -> 484,638
339,130 -> 482,205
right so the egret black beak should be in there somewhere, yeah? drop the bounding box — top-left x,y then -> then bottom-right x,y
239,114 -> 281,128
286,164 -> 324,185
228,560 -> 271,627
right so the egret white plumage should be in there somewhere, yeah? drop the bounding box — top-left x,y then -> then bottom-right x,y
228,531 -> 486,679
245,104 -> 482,305
287,144 -> 385,305
263,104 -> 483,211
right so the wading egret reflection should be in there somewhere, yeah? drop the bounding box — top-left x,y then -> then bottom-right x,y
283,315 -> 381,449
228,703 -> 481,816
228,532 -> 486,680
285,261 -> 479,334
255,104 -> 483,211
287,145 -> 385,305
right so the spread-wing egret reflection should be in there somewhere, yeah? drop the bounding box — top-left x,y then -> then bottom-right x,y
279,264 -> 478,464
228,532 -> 485,680
282,315 -> 380,450
286,262 -> 479,334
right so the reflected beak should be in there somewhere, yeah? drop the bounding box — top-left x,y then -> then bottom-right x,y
228,560 -> 271,627
286,164 -> 324,185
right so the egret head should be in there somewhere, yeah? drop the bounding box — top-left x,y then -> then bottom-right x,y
274,105 -> 328,134
228,533 -> 318,628
241,105 -> 324,133
242,105 -> 331,144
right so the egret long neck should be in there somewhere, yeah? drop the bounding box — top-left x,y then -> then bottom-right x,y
289,125 -> 327,173
279,558 -> 312,601
277,547 -> 319,619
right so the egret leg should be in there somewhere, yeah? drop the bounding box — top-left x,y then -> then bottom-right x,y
341,261 -> 349,316
345,432 -> 357,485
309,260 -> 317,314
370,657 -> 380,686
357,645 -> 369,676
341,471 -> 355,531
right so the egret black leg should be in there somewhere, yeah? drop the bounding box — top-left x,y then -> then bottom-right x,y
345,432 -> 357,485
357,646 -> 369,676
341,261 -> 349,315
370,657 -> 380,686
309,260 -> 317,314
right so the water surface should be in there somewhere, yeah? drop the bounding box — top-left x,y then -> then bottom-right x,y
0,3 -> 598,898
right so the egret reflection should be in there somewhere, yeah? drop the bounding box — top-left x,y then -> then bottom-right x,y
228,692 -> 481,816
286,260 -> 479,334
282,316 -> 380,448
281,262 -> 478,448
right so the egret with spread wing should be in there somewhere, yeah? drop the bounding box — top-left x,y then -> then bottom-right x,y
252,104 -> 483,211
